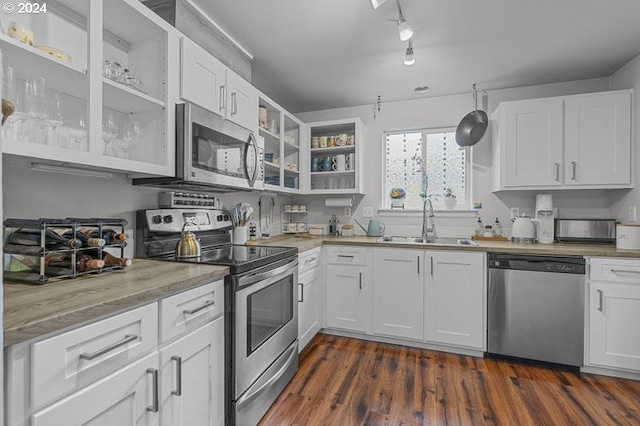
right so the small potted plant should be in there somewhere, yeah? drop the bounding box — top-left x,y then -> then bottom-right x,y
443,187 -> 457,209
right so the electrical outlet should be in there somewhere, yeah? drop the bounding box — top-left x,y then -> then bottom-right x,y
509,207 -> 520,219
363,207 -> 374,218
629,206 -> 637,222
344,207 -> 351,217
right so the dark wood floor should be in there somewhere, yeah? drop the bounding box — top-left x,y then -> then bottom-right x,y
260,334 -> 640,426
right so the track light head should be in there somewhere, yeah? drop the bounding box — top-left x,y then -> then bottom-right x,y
404,41 -> 415,65
370,0 -> 388,9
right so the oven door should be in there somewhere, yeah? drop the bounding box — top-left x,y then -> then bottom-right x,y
234,257 -> 298,398
179,103 -> 258,190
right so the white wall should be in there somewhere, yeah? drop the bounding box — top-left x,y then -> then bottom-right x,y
295,77 -> 616,237
610,54 -> 640,223
2,158 -> 290,256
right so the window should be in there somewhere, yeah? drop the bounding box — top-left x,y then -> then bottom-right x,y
384,128 -> 468,210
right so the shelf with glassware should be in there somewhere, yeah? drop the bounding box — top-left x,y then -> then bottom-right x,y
259,93 -> 303,193
281,206 -> 309,234
0,0 -> 177,177
303,118 -> 364,194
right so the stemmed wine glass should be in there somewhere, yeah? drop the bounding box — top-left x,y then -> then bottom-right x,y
122,119 -> 140,160
28,77 -> 47,144
70,116 -> 87,151
48,91 -> 63,146
102,113 -> 119,156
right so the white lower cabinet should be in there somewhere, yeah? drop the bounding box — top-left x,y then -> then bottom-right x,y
325,246 -> 368,332
298,248 -> 322,351
588,258 -> 640,372
32,352 -> 160,426
5,280 -> 225,426
424,251 -> 485,349
372,249 -> 424,340
160,317 -> 224,426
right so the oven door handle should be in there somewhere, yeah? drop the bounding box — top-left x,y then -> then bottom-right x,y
236,342 -> 298,410
238,258 -> 298,287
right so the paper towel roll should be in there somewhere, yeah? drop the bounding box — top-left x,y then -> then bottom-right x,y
325,198 -> 353,207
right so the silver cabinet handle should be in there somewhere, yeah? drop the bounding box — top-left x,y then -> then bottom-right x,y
571,161 -> 577,180
219,86 -> 225,111
611,268 -> 640,276
359,272 -> 362,290
337,254 -> 354,259
555,162 -> 560,181
417,256 -> 420,275
298,282 -> 304,303
183,299 -> 215,315
597,289 -> 604,312
171,356 -> 182,396
79,334 -> 138,361
430,257 -> 434,276
147,368 -> 159,412
231,92 -> 238,115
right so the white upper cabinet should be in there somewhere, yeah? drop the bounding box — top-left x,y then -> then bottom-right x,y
180,36 -> 226,116
564,91 -> 632,186
225,69 -> 258,132
1,0 -> 177,176
492,90 -> 633,191
180,36 -> 258,132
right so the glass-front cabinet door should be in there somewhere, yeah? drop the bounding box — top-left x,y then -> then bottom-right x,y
1,0 -> 177,177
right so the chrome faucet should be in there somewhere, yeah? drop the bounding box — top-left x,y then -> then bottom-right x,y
422,196 -> 436,240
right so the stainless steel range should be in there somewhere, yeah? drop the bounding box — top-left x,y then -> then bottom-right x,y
136,208 -> 299,425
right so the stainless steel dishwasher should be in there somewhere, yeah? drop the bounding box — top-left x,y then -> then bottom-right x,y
487,253 -> 585,367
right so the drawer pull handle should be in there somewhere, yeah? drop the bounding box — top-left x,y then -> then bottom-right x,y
597,289 -> 604,312
147,368 -> 159,412
337,255 -> 355,260
171,356 -> 182,396
79,334 -> 138,361
298,282 -> 304,303
183,299 -> 215,315
610,268 -> 640,276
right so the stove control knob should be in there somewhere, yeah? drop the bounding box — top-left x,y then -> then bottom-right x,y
163,215 -> 174,224
217,215 -> 223,222
152,215 -> 163,224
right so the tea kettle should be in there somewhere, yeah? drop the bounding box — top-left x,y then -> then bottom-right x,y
511,214 -> 536,243
176,222 -> 201,258
354,219 -> 386,237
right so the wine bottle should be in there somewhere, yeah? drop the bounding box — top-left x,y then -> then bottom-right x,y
84,250 -> 132,268
8,228 -> 82,249
60,229 -> 106,248
47,253 -> 105,272
84,229 -> 129,244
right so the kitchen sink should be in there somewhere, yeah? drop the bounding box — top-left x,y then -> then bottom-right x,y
377,235 -> 478,246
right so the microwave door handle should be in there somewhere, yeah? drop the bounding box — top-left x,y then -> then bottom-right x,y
246,133 -> 258,187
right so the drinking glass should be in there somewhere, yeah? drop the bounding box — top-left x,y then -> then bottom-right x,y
102,113 -> 119,156
47,91 -> 63,146
28,77 -> 47,144
70,116 -> 87,151
122,119 -> 140,160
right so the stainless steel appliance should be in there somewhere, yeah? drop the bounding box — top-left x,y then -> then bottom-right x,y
487,253 -> 585,367
136,208 -> 298,425
555,218 -> 617,244
133,102 -> 264,192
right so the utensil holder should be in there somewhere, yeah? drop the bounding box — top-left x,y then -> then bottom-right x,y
233,226 -> 248,245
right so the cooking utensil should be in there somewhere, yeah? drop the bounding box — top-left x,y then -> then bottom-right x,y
455,84 -> 488,148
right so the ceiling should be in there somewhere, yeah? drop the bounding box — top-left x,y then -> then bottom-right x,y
191,0 -> 640,113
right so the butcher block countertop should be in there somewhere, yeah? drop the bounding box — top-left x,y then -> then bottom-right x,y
257,234 -> 640,258
4,259 -> 229,346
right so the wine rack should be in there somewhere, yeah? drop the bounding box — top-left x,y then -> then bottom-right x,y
3,217 -> 130,285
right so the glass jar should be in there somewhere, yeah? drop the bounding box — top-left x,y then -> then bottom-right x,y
483,225 -> 495,238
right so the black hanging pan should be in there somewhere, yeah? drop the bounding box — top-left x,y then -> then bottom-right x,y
455,84 -> 488,147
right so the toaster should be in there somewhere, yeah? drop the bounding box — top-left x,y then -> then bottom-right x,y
554,219 -> 617,244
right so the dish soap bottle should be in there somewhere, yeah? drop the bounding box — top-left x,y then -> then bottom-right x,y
474,217 -> 484,237
493,218 -> 502,237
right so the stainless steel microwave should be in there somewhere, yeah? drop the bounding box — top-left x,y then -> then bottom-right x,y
134,102 -> 264,192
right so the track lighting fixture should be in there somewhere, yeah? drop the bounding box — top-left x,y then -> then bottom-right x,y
404,40 -> 415,65
370,0 -> 388,9
395,0 -> 413,41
